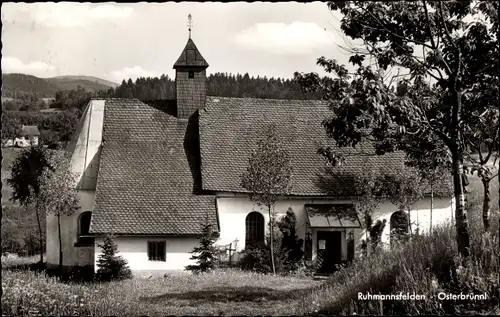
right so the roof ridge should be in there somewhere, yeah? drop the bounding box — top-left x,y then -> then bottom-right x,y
90,97 -> 142,102
206,95 -> 327,103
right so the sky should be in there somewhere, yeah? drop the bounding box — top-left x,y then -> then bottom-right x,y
1,2 -> 355,84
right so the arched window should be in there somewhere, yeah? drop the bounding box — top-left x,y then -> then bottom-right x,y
390,210 -> 409,247
79,212 -> 92,236
77,211 -> 94,246
245,212 -> 265,248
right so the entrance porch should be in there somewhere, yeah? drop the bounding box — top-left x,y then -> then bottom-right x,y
305,204 -> 362,274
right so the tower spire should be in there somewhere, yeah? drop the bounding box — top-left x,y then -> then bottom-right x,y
187,14 -> 193,39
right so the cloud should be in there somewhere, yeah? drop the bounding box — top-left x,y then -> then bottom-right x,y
2,56 -> 57,76
9,3 -> 133,27
234,22 -> 333,55
109,66 -> 161,82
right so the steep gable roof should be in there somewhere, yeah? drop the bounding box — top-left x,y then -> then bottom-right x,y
173,38 -> 209,69
198,96 -> 450,197
89,98 -> 217,235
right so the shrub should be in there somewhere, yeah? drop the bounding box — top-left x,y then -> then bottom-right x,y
95,235 -> 132,282
185,221 -> 220,273
239,216 -> 302,275
239,237 -> 290,274
1,206 -> 46,256
278,208 -> 304,270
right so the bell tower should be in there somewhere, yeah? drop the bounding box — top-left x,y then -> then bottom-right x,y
173,14 -> 209,119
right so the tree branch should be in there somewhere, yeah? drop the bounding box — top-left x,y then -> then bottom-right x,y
423,0 -> 437,50
359,4 -> 436,51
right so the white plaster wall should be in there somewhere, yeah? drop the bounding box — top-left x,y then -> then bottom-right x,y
353,197 -> 456,250
46,190 -> 95,267
94,236 -> 199,276
216,195 -> 339,252
216,195 -> 455,263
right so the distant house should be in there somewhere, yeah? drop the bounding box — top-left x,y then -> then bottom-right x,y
46,33 -> 455,277
20,125 -> 40,146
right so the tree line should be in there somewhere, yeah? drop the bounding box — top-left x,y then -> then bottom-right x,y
114,72 -> 321,100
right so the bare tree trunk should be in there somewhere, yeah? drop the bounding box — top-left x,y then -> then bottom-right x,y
34,199 -> 43,264
482,178 -> 491,232
365,226 -> 370,257
58,213 -> 63,277
430,180 -> 434,235
450,89 -> 471,258
268,204 -> 276,275
407,208 -> 412,238
452,150 -> 471,257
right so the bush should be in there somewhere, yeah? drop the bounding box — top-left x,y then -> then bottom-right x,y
95,235 -> 132,282
278,208 -> 304,270
1,206 -> 45,256
238,238 -> 290,274
239,211 -> 305,275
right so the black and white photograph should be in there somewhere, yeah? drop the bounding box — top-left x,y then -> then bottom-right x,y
1,1 -> 499,316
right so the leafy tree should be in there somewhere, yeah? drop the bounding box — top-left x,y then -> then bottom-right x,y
463,107 -> 499,231
295,1 -> 499,257
277,208 -> 303,269
7,145 -> 53,264
37,151 -> 80,275
241,124 -> 293,274
96,235 -> 132,281
185,218 -> 220,273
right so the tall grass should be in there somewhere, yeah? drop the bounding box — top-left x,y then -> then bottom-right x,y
1,267 -> 320,316
299,177 -> 500,315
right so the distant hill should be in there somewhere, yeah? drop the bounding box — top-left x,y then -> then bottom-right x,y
2,74 -> 60,98
47,75 -> 120,89
1,73 -> 118,98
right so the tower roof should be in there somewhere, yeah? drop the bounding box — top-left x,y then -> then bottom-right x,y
173,38 -> 209,69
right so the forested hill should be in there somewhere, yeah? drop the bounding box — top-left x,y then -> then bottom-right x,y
2,73 -> 117,98
114,72 -> 321,100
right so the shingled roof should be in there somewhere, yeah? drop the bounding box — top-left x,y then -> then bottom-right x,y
173,38 -> 209,69
199,96 -> 452,197
20,125 -> 40,136
89,99 -> 217,235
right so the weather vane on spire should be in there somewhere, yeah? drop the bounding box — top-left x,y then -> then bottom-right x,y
187,14 -> 193,39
